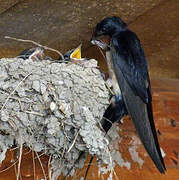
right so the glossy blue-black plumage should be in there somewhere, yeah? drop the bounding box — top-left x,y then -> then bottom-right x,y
102,96 -> 127,132
92,16 -> 166,173
111,30 -> 151,103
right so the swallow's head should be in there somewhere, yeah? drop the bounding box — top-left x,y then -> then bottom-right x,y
92,16 -> 127,39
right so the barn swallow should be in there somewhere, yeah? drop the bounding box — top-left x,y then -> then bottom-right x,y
18,47 -> 45,60
91,16 -> 166,173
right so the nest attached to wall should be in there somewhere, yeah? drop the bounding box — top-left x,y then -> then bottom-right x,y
0,57 -> 111,179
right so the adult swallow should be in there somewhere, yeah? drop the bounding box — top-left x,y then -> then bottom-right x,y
91,16 -> 166,173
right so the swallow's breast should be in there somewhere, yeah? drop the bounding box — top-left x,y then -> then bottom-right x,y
105,51 -> 121,96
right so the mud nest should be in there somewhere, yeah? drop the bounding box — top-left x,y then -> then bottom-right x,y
0,57 -> 112,178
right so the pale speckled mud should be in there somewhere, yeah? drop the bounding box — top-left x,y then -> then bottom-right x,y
0,57 -> 110,178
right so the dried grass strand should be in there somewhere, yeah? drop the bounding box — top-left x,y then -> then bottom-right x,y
4,36 -> 64,60
32,150 -> 36,180
35,151 -> 47,180
0,160 -> 18,173
1,72 -> 32,111
16,133 -> 23,180
66,130 -> 79,153
48,155 -> 52,180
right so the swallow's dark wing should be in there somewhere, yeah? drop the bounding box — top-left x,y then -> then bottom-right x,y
111,31 -> 151,103
110,30 -> 166,173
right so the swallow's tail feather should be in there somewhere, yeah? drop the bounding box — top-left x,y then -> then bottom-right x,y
121,79 -> 166,173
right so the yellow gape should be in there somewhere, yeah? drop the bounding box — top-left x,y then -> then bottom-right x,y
70,44 -> 82,60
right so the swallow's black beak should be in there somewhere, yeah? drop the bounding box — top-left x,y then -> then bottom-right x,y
91,26 -> 104,41
90,37 -> 95,43
90,29 -> 98,45
90,32 -> 97,42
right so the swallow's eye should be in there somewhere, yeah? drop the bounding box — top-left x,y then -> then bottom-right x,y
102,27 -> 107,32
